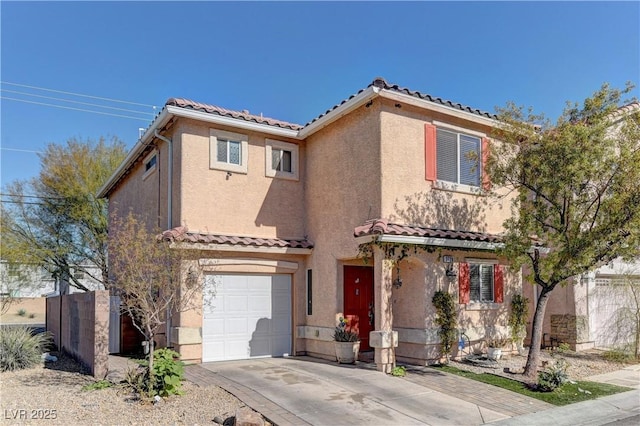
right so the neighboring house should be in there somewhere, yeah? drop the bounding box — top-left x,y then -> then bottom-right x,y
0,261 -> 102,298
522,102 -> 640,352
98,78 -> 520,372
523,257 -> 640,351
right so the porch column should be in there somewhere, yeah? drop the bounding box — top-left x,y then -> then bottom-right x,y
370,246 -> 397,373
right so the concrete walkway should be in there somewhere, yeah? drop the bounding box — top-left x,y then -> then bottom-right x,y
185,356 -> 551,426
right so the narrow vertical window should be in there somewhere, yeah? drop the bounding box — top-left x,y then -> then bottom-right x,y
306,269 -> 313,315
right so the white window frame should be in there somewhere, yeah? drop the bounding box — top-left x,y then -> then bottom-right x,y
210,129 -> 248,174
142,150 -> 158,180
466,258 -> 498,305
265,139 -> 299,181
435,125 -> 483,192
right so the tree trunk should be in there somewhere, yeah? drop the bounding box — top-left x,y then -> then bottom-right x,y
524,286 -> 552,377
147,333 -> 155,396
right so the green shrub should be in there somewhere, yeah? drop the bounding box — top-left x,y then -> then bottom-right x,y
0,326 -> 51,371
432,290 -> 457,362
82,379 -> 113,391
128,348 -> 185,398
17,309 -> 27,317
537,358 -> 569,392
603,348 -> 635,363
152,348 -> 185,396
391,365 -> 406,377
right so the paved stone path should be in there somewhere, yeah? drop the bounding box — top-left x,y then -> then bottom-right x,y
402,365 -> 553,417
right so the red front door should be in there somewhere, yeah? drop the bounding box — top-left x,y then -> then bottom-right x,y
343,266 -> 374,351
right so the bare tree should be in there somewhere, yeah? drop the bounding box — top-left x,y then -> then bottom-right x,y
108,212 -> 203,390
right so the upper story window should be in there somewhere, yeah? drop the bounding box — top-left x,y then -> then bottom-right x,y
437,129 -> 480,187
425,123 -> 490,193
210,129 -> 248,174
265,139 -> 299,180
142,150 -> 157,180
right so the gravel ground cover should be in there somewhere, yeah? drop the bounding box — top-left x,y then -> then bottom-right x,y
0,354 -> 249,426
450,347 -> 634,382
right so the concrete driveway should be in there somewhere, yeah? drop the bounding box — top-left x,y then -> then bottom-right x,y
188,356 -> 640,426
198,356 -> 517,425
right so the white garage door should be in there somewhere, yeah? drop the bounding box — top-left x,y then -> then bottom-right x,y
202,274 -> 292,362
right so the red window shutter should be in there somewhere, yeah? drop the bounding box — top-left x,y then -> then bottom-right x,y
425,123 -> 437,181
458,263 -> 470,304
482,137 -> 491,191
494,264 -> 504,303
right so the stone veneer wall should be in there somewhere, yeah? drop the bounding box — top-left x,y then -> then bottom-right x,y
550,314 -> 590,349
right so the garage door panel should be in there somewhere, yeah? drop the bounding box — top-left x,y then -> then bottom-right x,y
249,295 -> 271,312
202,274 -> 292,362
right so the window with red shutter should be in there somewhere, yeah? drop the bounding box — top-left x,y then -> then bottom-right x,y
464,261 -> 504,304
425,123 -> 437,181
494,264 -> 504,303
459,263 -> 470,304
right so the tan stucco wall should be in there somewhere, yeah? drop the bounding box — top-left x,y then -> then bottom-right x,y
303,103 -> 382,338
379,99 -> 512,234
176,119 -> 305,239
391,250 -> 520,364
108,138 -> 172,230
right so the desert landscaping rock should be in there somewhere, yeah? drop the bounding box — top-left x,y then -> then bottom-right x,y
452,348 -> 631,382
0,354 -> 248,426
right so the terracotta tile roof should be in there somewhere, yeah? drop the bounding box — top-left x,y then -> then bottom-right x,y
354,219 -> 502,244
165,98 -> 303,131
159,226 -> 313,249
305,77 -> 497,127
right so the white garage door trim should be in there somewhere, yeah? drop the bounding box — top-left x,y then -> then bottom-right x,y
202,274 -> 292,362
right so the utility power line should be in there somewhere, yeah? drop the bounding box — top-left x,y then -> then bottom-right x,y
1,97 -> 152,121
1,89 -> 156,117
1,81 -> 157,109
0,148 -> 43,154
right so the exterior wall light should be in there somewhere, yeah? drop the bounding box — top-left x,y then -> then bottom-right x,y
393,265 -> 403,289
443,255 -> 457,278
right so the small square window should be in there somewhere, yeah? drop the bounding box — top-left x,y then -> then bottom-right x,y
210,129 -> 248,174
217,139 -> 242,165
265,139 -> 298,180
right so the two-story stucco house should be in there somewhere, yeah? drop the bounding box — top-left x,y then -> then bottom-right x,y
98,78 -> 520,372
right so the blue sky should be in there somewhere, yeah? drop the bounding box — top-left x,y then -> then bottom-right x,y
1,1 -> 638,188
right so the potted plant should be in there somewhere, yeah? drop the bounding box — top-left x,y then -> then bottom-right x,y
486,335 -> 508,360
333,317 -> 360,364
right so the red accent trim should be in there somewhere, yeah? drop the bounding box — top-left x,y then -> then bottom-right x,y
482,137 -> 491,190
459,263 -> 470,304
494,264 -> 504,303
425,123 -> 437,181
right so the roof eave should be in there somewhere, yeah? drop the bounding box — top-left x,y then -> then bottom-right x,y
355,234 -> 503,251
166,105 -> 300,139
378,89 -> 500,128
97,107 -> 172,198
298,85 -> 381,139
169,241 -> 312,255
